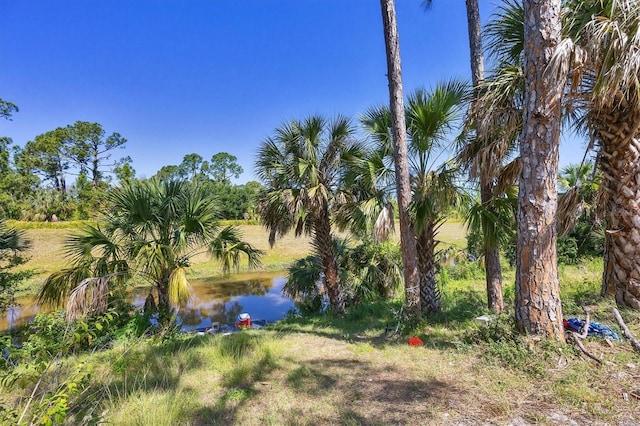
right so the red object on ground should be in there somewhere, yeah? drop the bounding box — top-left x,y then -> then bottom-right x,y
408,337 -> 424,346
235,313 -> 251,328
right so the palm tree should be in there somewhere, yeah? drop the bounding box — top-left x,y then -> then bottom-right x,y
558,162 -> 594,193
379,0 -> 422,320
284,238 -> 403,313
462,0 -> 509,314
556,0 -> 640,308
364,81 -> 469,316
486,0 -> 640,310
38,179 -> 262,322
422,0 -> 519,314
255,115 -> 362,312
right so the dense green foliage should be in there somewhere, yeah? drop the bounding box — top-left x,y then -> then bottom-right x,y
0,105 -> 261,222
0,220 -> 32,313
285,239 -> 403,314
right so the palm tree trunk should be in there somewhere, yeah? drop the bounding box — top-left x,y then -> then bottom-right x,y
314,209 -> 344,312
156,275 -> 172,323
516,0 -> 565,340
595,104 -> 640,309
417,222 -> 440,316
380,0 -> 422,320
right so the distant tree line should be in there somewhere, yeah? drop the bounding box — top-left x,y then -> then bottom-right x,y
0,99 -> 261,222
153,152 -> 262,220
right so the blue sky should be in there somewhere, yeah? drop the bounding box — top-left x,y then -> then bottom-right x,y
1,0 -> 586,183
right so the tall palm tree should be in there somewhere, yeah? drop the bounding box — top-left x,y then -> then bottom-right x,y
465,0 -> 485,90
421,0 -> 498,313
379,0 -> 422,320
364,81 -> 469,316
463,0 -> 509,314
255,115 -> 362,312
556,0 -> 640,308
38,179 -> 262,322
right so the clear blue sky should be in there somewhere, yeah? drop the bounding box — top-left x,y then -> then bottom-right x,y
1,0 -> 586,183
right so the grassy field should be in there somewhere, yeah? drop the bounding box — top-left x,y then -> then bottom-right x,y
3,272 -> 639,425
13,221 -> 469,294
3,221 -> 640,424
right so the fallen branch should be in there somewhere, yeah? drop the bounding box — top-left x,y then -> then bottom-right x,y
569,332 -> 602,364
612,308 -> 640,353
577,305 -> 591,339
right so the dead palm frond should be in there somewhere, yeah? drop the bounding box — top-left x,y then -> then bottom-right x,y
557,186 -> 585,237
66,276 -> 110,322
495,158 -> 522,196
168,266 -> 191,307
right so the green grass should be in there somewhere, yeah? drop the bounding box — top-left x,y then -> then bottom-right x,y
4,221 -> 640,423
4,260 -> 640,424
6,219 -> 97,230
4,275 -> 639,425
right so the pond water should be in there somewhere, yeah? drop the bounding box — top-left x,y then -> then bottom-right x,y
0,271 -> 294,332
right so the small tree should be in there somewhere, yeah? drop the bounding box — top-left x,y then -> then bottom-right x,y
38,179 -> 262,322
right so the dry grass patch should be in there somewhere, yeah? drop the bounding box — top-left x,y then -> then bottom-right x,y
12,221 -> 469,291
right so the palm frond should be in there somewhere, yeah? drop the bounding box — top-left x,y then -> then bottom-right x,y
557,186 -> 585,236
495,158 -> 522,196
66,276 -> 110,322
209,226 -> 263,274
0,221 -> 30,253
373,202 -> 395,243
484,0 -> 524,65
168,266 -> 191,307
465,193 -> 517,250
37,266 -> 93,308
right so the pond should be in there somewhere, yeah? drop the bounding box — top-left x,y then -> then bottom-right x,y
0,271 -> 294,332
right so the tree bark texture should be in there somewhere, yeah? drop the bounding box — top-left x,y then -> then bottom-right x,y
594,102 -> 640,309
379,0 -> 421,319
417,223 -> 440,316
465,0 -> 485,90
516,0 -> 565,341
156,274 -> 172,324
314,208 -> 344,312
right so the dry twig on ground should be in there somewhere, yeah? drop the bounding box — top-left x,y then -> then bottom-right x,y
612,308 -> 640,353
569,331 -> 603,364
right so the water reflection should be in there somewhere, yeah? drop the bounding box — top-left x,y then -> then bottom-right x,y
0,300 -> 45,331
1,272 -> 294,332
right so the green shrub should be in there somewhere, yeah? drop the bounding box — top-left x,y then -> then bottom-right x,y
285,239 -> 403,315
557,236 -> 579,264
446,258 -> 485,281
465,315 -> 548,377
